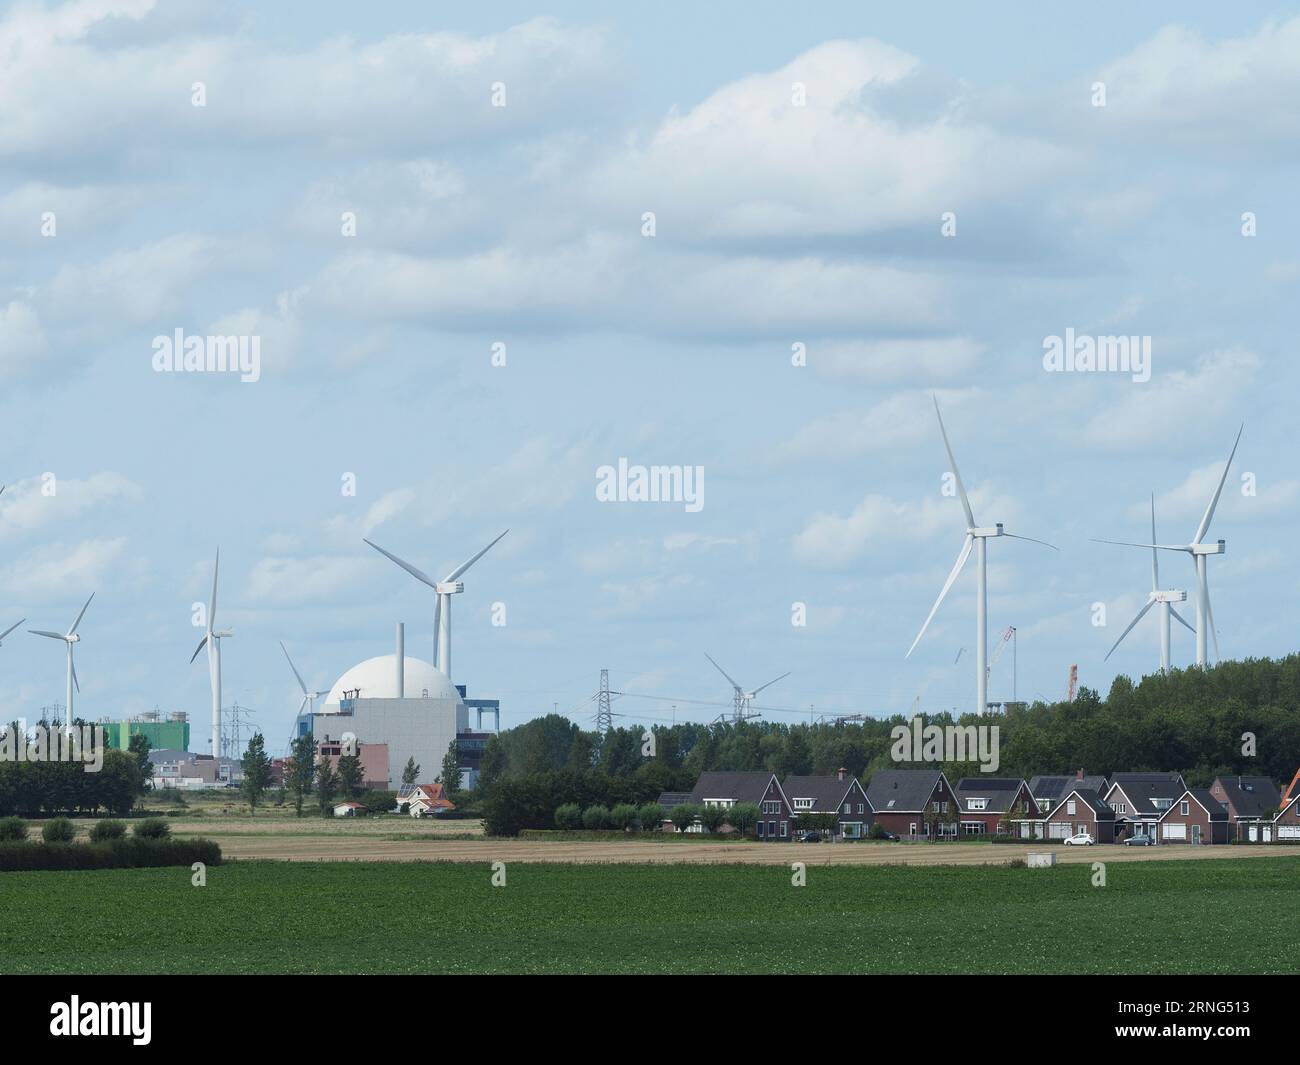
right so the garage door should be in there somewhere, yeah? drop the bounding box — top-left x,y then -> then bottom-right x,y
1162,823 -> 1187,841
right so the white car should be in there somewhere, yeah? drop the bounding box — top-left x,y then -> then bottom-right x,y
1062,832 -> 1095,846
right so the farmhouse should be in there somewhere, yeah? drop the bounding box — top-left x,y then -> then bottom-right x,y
1104,772 -> 1187,842
1028,771 -> 1109,814
1209,775 -> 1282,842
688,771 -> 792,841
399,783 -> 456,818
865,769 -> 956,839
782,769 -> 873,839
1156,789 -> 1229,845
1044,788 -> 1115,843
954,778 -> 1037,837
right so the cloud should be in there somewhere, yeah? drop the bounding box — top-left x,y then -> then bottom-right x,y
0,537 -> 128,597
810,338 -> 986,384
246,555 -> 376,605
779,391 -> 936,462
0,471 -> 141,541
0,301 -> 47,378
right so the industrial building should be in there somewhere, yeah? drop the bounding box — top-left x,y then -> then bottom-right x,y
99,711 -> 190,753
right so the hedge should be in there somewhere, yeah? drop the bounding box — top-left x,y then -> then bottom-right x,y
0,837 -> 222,872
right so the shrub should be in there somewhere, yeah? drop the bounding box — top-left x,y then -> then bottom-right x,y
582,805 -> 611,831
637,803 -> 665,832
0,838 -> 222,873
42,818 -> 76,843
700,805 -> 727,834
609,804 -> 639,831
89,820 -> 127,842
133,818 -> 170,840
670,803 -> 701,834
0,817 -> 27,842
554,803 -> 583,831
727,803 -> 759,836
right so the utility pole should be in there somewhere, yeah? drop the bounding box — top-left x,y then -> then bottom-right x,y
596,669 -> 613,735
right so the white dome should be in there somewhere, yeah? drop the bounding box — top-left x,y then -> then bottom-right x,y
323,655 -> 460,708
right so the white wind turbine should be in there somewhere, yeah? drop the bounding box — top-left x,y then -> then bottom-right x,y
1098,495 -> 1194,672
189,550 -> 233,757
363,531 -> 508,682
1093,425 -> 1243,667
280,641 -> 329,745
907,398 -> 1057,713
705,653 -> 790,723
30,594 -> 94,731
0,618 -> 26,647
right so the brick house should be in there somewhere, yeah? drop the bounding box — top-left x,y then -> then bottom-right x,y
688,771 -> 793,841
1209,775 -> 1282,842
1156,789 -> 1229,845
1272,792 -> 1300,843
783,769 -> 873,839
1028,770 -> 1109,815
954,778 -> 1037,837
865,769 -> 957,839
1044,788 -> 1115,843
1103,772 -> 1187,842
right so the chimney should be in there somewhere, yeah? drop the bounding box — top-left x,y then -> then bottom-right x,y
396,623 -> 405,698
837,767 -> 847,781
1077,768 -> 1085,781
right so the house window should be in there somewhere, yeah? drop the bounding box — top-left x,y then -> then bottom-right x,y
757,822 -> 765,838
968,798 -> 987,811
780,822 -> 788,838
857,803 -> 864,814
909,822 -> 917,836
843,804 -> 851,815
962,822 -> 986,836
1111,803 -> 1126,814
1180,800 -> 1190,816
1067,800 -> 1076,815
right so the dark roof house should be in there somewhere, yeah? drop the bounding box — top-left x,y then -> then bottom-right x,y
1105,773 -> 1187,819
688,772 -> 783,807
1029,771 -> 1109,807
1209,776 -> 1281,821
865,769 -> 950,813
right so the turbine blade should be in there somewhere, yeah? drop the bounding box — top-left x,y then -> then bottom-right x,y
1004,533 -> 1059,551
0,618 -> 25,641
280,641 -> 309,696
29,630 -> 65,640
1150,493 -> 1160,592
363,539 -> 438,588
68,592 -> 94,636
189,634 -> 209,664
432,597 -> 442,671
1205,580 -> 1221,660
71,657 -> 79,694
445,529 -> 510,583
1170,605 -> 1195,634
750,672 -> 791,697
704,653 -> 742,692
209,548 -> 220,626
933,397 -> 975,528
1090,538 -> 1188,552
1193,424 -> 1243,545
906,535 -> 974,658
1104,600 -> 1155,661
298,694 -> 310,716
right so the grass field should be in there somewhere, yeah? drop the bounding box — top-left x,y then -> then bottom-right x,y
4,856 -> 1298,974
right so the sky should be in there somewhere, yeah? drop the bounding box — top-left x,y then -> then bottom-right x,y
1,0 -> 1298,753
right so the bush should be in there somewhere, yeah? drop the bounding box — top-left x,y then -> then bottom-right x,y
0,838 -> 222,872
670,803 -> 701,834
42,818 -> 76,843
609,804 -> 639,831
700,805 -> 727,834
554,803 -> 583,831
637,803 -> 664,832
727,803 -> 759,836
133,818 -> 170,840
89,820 -> 127,842
361,790 -> 397,814
0,817 -> 27,842
582,805 -> 611,831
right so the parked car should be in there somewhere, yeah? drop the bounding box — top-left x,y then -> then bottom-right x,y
873,830 -> 900,842
1062,832 -> 1095,846
1123,834 -> 1154,846
798,831 -> 823,843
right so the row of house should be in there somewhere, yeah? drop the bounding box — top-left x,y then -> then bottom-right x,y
659,768 -> 1300,845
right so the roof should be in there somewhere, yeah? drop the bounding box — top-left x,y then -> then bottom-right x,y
656,792 -> 692,810
1162,789 -> 1227,822
333,801 -> 367,810
1213,776 -> 1281,819
1046,788 -> 1115,821
1106,773 -> 1187,816
955,778 -> 1030,815
782,775 -> 863,812
688,772 -> 778,806
403,783 -> 455,811
864,769 -> 946,813
1028,774 -> 1108,802
1282,769 -> 1300,807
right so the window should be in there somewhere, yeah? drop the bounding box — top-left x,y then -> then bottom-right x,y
757,822 -> 765,838
962,822 -> 987,836
780,821 -> 788,838
1067,800 -> 1076,815
1110,802 -> 1126,814
843,804 -> 851,815
767,821 -> 776,837
1180,800 -> 1190,816
968,798 -> 987,811
909,822 -> 917,836
793,798 -> 813,810
857,803 -> 864,814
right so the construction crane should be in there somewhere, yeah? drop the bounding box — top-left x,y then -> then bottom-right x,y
1066,664 -> 1079,703
987,626 -> 1017,704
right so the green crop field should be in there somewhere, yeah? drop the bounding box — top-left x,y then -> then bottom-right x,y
4,857 -> 1298,974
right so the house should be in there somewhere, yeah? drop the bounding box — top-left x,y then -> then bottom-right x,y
954,778 -> 1038,838
333,801 -> 368,818
1028,770 -> 1109,814
1272,792 -> 1300,842
1044,788 -> 1115,843
782,769 -> 873,839
1281,768 -> 1300,808
1103,772 -> 1187,841
686,772 -> 792,840
865,769 -> 957,839
1156,789 -> 1229,845
1209,775 -> 1282,841
400,783 -> 456,818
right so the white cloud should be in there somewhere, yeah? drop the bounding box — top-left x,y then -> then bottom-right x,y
811,338 -> 985,384
0,301 -> 47,378
780,391 -> 936,462
0,471 -> 141,541
246,555 -> 375,605
0,537 -> 128,597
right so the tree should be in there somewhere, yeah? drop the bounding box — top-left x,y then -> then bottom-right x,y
609,803 -> 638,831
127,733 -> 153,794
670,803 -> 700,834
637,803 -> 665,832
402,756 -> 421,786
582,805 -> 611,830
727,802 -> 759,837
439,740 -> 463,794
316,758 -> 337,815
241,733 -> 272,815
336,752 -> 363,800
700,804 -> 727,834
554,803 -> 582,830
287,734 -> 316,818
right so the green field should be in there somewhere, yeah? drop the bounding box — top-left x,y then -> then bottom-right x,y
4,857 -> 1298,974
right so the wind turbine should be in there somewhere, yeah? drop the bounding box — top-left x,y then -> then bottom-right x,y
0,618 -> 26,646
280,641 -> 329,746
1093,425 -> 1242,667
189,550 -> 233,757
30,594 -> 94,731
705,653 -> 790,723
1097,495 -> 1194,672
363,530 -> 508,682
907,398 -> 1057,713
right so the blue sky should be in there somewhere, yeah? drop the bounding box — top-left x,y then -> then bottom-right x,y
2,1 -> 1298,751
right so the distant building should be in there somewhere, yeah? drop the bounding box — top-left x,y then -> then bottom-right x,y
148,749 -> 242,790
398,783 -> 456,817
100,712 -> 191,753
316,738 -> 390,791
333,802 -> 368,818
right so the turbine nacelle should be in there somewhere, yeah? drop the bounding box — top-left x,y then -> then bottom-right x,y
436,582 -> 465,596
1191,540 -> 1226,557
972,524 -> 1004,539
1152,590 -> 1187,604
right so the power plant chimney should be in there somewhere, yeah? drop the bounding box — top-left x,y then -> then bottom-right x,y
396,623 -> 405,698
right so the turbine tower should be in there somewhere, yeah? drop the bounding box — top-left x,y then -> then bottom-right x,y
363,530 -> 508,682
907,398 -> 1057,713
190,550 -> 233,757
705,653 -> 790,723
1093,425 -> 1242,667
280,641 -> 329,745
1098,495 -> 1194,672
30,594 -> 94,731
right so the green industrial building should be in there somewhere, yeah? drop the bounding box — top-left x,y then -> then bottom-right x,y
102,715 -> 191,753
